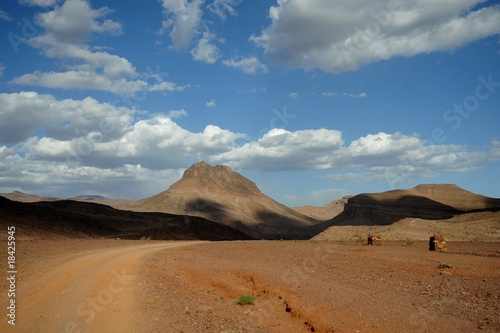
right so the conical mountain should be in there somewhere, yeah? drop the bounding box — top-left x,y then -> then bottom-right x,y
133,162 -> 319,239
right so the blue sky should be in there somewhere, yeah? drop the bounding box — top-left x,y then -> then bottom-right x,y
0,0 -> 499,206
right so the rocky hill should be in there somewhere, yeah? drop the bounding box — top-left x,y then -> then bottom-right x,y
128,161 -> 320,239
312,184 -> 500,241
292,195 -> 353,220
335,184 -> 500,226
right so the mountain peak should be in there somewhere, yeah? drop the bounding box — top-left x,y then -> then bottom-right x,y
174,161 -> 260,194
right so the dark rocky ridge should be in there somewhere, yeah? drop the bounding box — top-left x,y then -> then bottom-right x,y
329,184 -> 500,226
0,196 -> 252,241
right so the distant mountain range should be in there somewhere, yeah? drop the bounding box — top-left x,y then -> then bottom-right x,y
2,162 -> 500,240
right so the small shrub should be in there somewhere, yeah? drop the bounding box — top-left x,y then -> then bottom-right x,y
404,238 -> 414,246
439,271 -> 452,275
236,294 -> 255,305
437,262 -> 453,269
196,305 -> 213,314
140,236 -> 151,241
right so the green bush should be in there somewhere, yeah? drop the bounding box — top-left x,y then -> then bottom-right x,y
236,294 -> 255,305
437,262 -> 453,269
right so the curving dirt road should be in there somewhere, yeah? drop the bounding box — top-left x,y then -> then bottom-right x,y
1,241 -> 204,333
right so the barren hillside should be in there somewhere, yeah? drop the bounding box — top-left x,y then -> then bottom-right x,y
127,161 -> 320,239
314,184 -> 500,241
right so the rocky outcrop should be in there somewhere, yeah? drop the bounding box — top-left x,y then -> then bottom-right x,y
367,234 -> 382,246
429,234 -> 447,251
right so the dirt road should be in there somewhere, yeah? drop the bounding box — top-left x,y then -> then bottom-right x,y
1,241 -> 204,333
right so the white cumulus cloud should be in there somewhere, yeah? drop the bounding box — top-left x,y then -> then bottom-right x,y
252,0 -> 500,73
0,91 -> 134,145
190,32 -> 221,64
167,109 -> 188,119
1,92 -> 499,199
157,0 -> 204,51
11,0 -> 188,95
208,0 -> 241,20
222,56 -> 269,74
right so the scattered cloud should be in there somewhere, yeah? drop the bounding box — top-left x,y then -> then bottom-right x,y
208,0 -> 241,20
249,87 -> 266,94
10,0 -> 189,96
206,99 -> 216,107
322,91 -> 367,98
157,0 -> 204,51
288,92 -> 299,99
148,81 -> 191,92
36,0 -> 123,43
190,32 -> 221,64
343,92 -> 367,98
12,71 -> 148,95
326,172 -> 379,183
222,56 -> 268,74
167,109 -> 188,119
0,9 -> 13,21
252,0 -> 500,73
9,0 -> 165,95
19,0 -> 58,6
285,188 -> 350,206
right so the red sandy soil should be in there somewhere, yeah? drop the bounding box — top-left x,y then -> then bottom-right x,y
1,238 -> 499,332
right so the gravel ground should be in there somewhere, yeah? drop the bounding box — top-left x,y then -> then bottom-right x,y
2,238 -> 499,332
137,240 -> 500,332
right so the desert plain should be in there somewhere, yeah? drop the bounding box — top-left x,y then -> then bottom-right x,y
1,163 -> 499,332
0,237 -> 499,333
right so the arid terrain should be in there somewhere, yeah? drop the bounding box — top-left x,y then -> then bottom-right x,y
1,162 -> 500,332
1,237 -> 499,332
